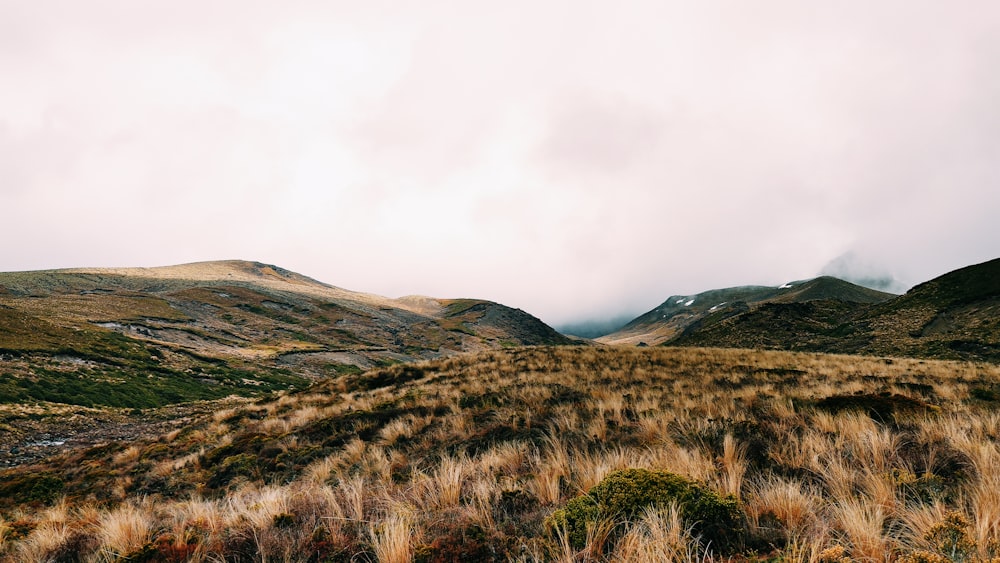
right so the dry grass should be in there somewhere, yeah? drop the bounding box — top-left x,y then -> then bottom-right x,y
3,346 -> 1000,561
612,505 -> 708,562
97,502 -> 155,559
369,508 -> 416,563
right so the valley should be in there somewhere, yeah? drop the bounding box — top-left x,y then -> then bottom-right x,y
0,257 -> 997,561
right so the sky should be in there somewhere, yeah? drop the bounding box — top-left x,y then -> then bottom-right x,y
2,1 -> 999,327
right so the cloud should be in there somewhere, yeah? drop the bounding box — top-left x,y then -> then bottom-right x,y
2,1 -> 999,325
538,95 -> 667,176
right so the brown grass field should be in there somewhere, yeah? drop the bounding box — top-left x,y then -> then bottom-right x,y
3,346 -> 1000,562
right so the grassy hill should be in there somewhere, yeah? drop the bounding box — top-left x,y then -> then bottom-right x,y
0,260 -> 572,411
665,259 -> 1000,362
2,346 -> 1000,561
853,257 -> 1000,361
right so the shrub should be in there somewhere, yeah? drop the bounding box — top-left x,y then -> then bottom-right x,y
897,551 -> 951,563
547,468 -> 745,554
415,524 -> 500,563
0,472 -> 66,505
817,545 -> 852,563
27,473 -> 65,504
206,454 -> 258,489
925,512 -> 975,561
898,512 -> 977,563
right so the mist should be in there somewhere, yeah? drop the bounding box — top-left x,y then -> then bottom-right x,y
819,252 -> 907,294
554,314 -> 640,340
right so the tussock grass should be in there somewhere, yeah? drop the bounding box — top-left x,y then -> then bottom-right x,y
97,501 -> 155,559
2,346 -> 1000,561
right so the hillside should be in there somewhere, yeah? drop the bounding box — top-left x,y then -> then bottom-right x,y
599,276 -> 894,346
3,346 -> 1000,561
0,260 -> 572,411
665,259 -> 1000,362
854,257 -> 1000,361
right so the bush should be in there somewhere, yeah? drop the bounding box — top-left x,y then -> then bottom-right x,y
206,454 -> 258,489
415,524 -> 500,563
0,472 -> 65,505
547,468 -> 745,554
26,473 -> 65,504
898,512 -> 979,563
924,512 -> 975,561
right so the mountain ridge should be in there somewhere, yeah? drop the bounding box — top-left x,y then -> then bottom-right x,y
6,260 -> 434,315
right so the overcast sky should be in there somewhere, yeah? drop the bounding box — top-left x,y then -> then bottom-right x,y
2,1 -> 999,326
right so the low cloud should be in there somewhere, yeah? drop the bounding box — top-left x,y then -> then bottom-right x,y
819,251 -> 906,294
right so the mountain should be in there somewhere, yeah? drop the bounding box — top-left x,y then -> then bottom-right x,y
599,276 -> 895,346
850,257 -> 1000,361
0,260 -> 572,409
620,259 -> 1000,362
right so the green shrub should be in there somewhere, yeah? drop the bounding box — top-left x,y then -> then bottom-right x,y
27,473 -> 65,504
0,472 -> 66,505
206,454 -> 258,489
547,468 -> 745,554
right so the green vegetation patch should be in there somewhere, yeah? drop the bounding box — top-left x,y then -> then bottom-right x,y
439,319 -> 477,336
442,299 -> 489,317
548,468 -> 745,554
206,453 -> 259,489
0,307 -> 86,353
439,299 -> 490,336
84,294 -> 189,322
